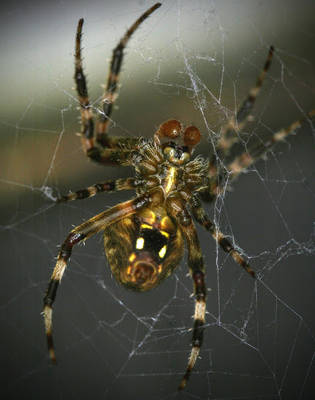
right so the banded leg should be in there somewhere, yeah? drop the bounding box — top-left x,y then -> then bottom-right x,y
228,109 -> 315,180
199,173 -> 227,204
204,48 -> 274,202
74,18 -> 95,152
167,198 -> 206,391
191,195 -> 255,278
216,46 -> 275,158
203,109 -> 315,201
75,19 -> 140,165
57,177 -> 137,203
96,3 -> 161,146
43,189 -> 160,363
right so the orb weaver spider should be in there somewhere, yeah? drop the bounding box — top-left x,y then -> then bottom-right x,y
43,2 -> 314,391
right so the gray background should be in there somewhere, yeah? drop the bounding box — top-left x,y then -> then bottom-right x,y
1,0 -> 314,399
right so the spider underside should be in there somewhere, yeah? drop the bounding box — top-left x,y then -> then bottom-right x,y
43,2 -> 315,391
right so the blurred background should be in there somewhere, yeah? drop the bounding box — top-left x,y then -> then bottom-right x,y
1,0 -> 314,399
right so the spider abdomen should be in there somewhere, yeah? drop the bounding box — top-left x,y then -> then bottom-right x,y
104,206 -> 184,291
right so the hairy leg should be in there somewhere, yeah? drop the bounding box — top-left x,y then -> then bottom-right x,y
74,4 -> 161,165
227,109 -> 315,180
205,46 -> 275,195
167,196 -> 207,390
96,3 -> 161,146
57,177 -> 137,203
202,109 -> 315,201
216,46 -> 274,159
191,195 -> 255,278
43,188 -> 162,362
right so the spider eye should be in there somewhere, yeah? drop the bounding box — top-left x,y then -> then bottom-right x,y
183,126 -> 201,147
157,120 -> 182,140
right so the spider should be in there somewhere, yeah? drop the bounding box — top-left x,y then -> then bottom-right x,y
43,2 -> 314,391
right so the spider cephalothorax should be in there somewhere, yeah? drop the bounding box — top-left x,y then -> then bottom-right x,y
43,2 -> 314,391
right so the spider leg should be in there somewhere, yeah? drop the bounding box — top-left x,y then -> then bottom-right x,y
202,109 -> 315,201
74,18 -> 95,152
216,46 -> 274,159
199,174 -> 224,204
203,48 -> 274,203
74,4 -> 161,165
57,177 -> 137,203
227,109 -> 315,180
167,197 -> 206,391
191,195 -> 255,278
43,188 -> 162,363
96,3 -> 161,147
74,20 -> 138,166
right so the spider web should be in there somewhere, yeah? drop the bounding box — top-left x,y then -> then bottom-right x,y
1,0 -> 314,399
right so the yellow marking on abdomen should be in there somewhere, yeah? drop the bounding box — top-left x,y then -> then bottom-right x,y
159,245 -> 167,259
161,230 -> 169,238
128,253 -> 136,262
136,237 -> 144,249
141,223 -> 153,230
